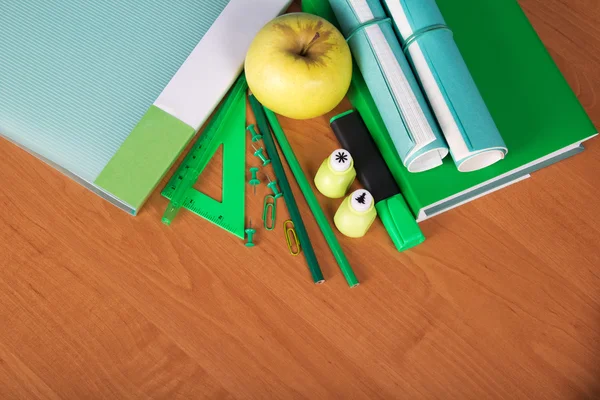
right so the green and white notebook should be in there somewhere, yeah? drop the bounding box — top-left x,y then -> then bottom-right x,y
304,0 -> 597,221
0,0 -> 290,214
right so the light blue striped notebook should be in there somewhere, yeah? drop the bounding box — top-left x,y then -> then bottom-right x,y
0,0 -> 290,214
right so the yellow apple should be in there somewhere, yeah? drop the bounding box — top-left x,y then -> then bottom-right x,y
245,13 -> 352,120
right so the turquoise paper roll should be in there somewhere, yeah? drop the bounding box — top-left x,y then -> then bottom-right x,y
328,0 -> 448,173
384,0 -> 508,172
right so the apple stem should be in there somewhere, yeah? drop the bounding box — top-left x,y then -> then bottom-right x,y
300,32 -> 321,57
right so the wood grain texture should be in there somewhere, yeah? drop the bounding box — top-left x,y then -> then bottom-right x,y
1,0 -> 599,398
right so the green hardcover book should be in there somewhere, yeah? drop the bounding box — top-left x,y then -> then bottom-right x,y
303,0 -> 598,221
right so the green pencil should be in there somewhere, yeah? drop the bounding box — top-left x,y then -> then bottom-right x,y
249,96 -> 325,284
264,108 -> 359,288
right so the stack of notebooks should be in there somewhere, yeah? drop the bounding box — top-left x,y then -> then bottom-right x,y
305,0 -> 597,221
0,0 -> 291,214
1,0 -> 597,222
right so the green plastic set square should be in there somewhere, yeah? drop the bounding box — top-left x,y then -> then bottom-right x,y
159,74 -> 289,245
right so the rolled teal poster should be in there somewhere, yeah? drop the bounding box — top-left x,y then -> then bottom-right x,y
384,0 -> 508,172
328,0 -> 449,173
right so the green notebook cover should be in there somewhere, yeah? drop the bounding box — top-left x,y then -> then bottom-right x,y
303,0 -> 598,220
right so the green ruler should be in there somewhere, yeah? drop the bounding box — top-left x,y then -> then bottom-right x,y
161,74 -> 247,239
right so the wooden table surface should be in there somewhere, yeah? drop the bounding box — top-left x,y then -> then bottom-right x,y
1,1 -> 599,399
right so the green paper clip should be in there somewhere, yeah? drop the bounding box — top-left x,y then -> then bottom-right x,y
263,195 -> 276,231
246,124 -> 263,142
252,144 -> 271,166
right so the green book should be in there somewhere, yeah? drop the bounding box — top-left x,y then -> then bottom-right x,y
303,0 -> 598,221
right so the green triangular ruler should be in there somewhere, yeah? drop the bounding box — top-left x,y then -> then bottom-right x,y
161,74 -> 247,239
